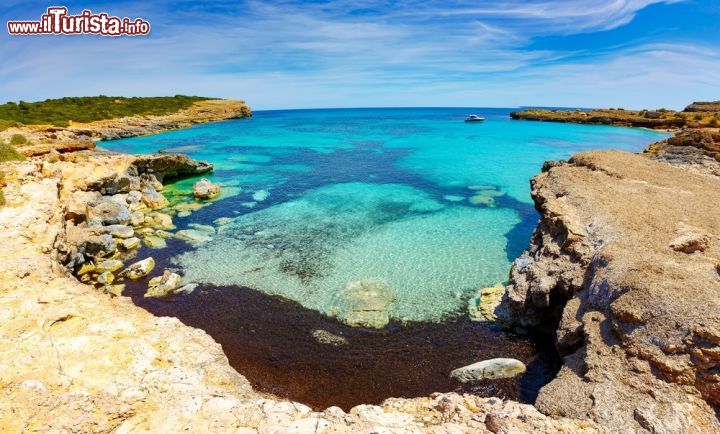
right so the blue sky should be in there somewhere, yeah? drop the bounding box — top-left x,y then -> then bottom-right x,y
0,0 -> 718,109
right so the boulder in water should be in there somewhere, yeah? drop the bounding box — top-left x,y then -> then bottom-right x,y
121,257 -> 155,279
145,270 -> 183,298
450,358 -> 526,383
95,259 -> 124,273
193,178 -> 221,200
311,329 -> 349,346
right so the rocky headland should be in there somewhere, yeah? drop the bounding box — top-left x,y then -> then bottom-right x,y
0,99 -> 252,157
497,129 -> 720,432
510,102 -> 720,130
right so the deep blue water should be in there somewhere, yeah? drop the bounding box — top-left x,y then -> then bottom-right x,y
105,107 -> 668,323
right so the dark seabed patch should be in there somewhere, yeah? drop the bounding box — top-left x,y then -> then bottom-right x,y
124,279 -> 559,411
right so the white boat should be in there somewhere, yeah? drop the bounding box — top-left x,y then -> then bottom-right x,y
464,114 -> 485,122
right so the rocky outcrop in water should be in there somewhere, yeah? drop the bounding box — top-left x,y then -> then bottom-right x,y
497,149 -> 720,432
193,177 -> 221,199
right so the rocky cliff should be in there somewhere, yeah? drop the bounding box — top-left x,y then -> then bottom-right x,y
498,134 -> 720,432
0,150 -> 601,433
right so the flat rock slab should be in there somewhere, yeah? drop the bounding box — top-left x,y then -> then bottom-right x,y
451,358 -> 527,383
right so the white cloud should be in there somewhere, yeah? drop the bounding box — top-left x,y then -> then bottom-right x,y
0,0 -> 711,109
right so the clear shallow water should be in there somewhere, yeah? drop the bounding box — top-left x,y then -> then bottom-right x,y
106,108 -> 668,324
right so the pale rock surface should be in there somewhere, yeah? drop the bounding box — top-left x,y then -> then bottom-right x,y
451,359 -> 527,382
145,270 -> 183,298
498,150 -> 720,432
121,257 -> 155,279
193,178 -> 221,200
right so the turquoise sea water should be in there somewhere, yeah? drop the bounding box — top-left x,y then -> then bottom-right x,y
106,108 -> 668,324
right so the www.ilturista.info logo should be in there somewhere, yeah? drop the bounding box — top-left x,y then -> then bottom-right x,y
7,7 -> 151,36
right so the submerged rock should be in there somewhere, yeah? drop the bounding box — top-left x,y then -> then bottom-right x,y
252,189 -> 269,201
188,223 -> 215,234
144,236 -> 167,249
339,279 -> 396,329
95,259 -> 124,273
152,212 -> 174,230
174,202 -> 206,213
145,270 -> 182,298
176,229 -> 212,244
468,283 -> 505,322
213,217 -> 233,226
121,257 -> 155,279
311,329 -> 349,346
450,358 -> 527,382
193,178 -> 221,200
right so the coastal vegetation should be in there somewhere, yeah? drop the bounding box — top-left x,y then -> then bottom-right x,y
0,95 -> 210,131
0,142 -> 25,162
0,141 -> 26,206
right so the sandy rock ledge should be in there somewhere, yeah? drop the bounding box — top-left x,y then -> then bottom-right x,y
498,138 -> 720,433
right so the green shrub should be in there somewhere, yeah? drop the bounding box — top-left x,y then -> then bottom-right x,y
694,114 -> 703,121
0,143 -> 26,162
710,117 -> 719,127
9,134 -> 27,145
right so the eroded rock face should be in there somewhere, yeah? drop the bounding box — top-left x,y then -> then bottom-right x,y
498,150 -> 720,432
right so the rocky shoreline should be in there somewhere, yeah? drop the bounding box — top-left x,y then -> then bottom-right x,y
497,129 -> 720,432
0,145 -> 598,431
1,106 -> 718,431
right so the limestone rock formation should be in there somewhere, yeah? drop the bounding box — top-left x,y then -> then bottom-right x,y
498,150 -> 720,432
193,178 -> 221,199
145,270 -> 183,298
121,257 -> 155,279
